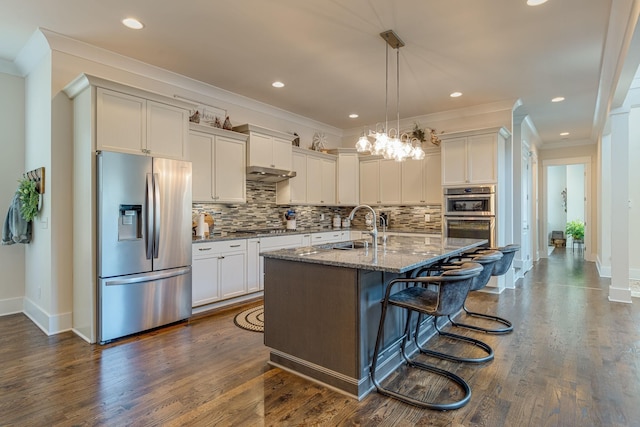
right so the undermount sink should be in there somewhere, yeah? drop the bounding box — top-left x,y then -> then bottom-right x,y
332,240 -> 369,250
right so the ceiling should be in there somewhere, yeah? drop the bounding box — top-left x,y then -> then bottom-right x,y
0,0 -> 630,145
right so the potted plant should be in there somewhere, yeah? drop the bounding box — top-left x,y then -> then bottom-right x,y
17,177 -> 40,222
565,219 -> 584,242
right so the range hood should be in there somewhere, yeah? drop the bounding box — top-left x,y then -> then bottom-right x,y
246,166 -> 296,183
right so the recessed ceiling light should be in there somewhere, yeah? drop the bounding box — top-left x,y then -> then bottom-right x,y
450,92 -> 463,98
552,96 -> 565,102
349,113 -> 359,119
122,18 -> 144,30
527,0 -> 548,6
560,132 -> 570,136
272,81 -> 285,88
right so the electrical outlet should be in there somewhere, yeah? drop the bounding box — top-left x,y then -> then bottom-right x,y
320,214 -> 325,220
424,214 -> 431,222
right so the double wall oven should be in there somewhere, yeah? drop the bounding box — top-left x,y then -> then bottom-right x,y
443,185 -> 495,247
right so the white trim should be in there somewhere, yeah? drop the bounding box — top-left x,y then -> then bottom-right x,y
39,29 -> 342,137
608,286 -> 632,303
23,297 -> 73,336
0,297 -> 24,316
540,157 -> 592,261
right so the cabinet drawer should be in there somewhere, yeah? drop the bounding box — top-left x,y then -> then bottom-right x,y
192,239 -> 246,257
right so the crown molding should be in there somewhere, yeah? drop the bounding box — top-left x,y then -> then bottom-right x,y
39,29 -> 343,137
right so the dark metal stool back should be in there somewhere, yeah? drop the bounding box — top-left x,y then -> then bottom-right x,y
370,262 -> 488,410
491,244 -> 520,276
442,250 -> 514,334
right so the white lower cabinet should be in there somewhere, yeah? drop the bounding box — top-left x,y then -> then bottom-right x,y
247,238 -> 261,293
309,230 -> 349,244
192,240 -> 247,307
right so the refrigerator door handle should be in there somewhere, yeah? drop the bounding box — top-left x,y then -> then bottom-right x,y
145,173 -> 154,260
153,173 -> 161,259
104,267 -> 191,286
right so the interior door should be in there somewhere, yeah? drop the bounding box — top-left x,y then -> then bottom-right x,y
521,152 -> 531,271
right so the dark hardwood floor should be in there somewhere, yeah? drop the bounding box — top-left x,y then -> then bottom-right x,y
1,248 -> 639,426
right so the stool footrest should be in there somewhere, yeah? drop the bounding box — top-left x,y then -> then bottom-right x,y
449,308 -> 514,334
416,318 -> 494,363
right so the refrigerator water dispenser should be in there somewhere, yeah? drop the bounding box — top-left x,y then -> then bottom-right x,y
118,204 -> 142,240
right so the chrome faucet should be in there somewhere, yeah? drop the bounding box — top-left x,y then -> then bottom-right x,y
348,205 -> 378,249
380,216 -> 388,245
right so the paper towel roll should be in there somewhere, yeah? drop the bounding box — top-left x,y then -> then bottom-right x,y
197,213 -> 206,237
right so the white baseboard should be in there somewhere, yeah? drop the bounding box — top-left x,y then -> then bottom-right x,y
23,297 -> 73,335
0,296 -> 24,316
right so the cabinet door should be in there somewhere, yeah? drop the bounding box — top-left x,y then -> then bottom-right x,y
96,88 -> 146,155
192,255 -> 220,307
467,134 -> 497,183
189,131 -> 214,202
246,239 -> 261,292
379,159 -> 401,204
359,159 -> 380,205
321,158 -> 336,205
401,159 -> 424,204
214,136 -> 246,203
306,156 -> 323,204
146,100 -> 189,160
424,153 -> 442,204
442,137 -> 467,185
290,152 -> 307,203
272,137 -> 293,170
248,132 -> 274,168
337,154 -> 359,205
220,251 -> 247,299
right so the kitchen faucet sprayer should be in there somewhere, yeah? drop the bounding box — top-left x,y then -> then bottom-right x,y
348,205 -> 378,250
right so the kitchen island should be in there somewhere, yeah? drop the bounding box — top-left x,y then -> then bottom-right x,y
262,235 -> 486,399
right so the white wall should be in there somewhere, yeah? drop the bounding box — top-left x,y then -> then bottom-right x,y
0,72 -> 25,315
629,106 -> 640,275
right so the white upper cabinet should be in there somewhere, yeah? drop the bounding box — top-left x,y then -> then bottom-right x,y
96,87 -> 189,160
277,148 -> 336,205
329,150 -> 359,206
441,130 -> 504,186
234,124 -> 293,170
189,125 -> 247,203
401,152 -> 442,204
359,157 -> 401,205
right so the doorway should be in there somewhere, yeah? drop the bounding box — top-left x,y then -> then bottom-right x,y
541,157 -> 591,260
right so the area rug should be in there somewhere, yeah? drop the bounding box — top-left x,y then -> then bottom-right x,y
631,280 -> 640,298
233,305 -> 264,332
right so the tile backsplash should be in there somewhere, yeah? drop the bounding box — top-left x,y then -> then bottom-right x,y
193,181 -> 441,233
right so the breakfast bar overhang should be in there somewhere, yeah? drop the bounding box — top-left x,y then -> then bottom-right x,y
262,235 -> 487,399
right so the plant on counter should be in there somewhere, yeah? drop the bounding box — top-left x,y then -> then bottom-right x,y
565,219 -> 584,242
17,177 -> 40,222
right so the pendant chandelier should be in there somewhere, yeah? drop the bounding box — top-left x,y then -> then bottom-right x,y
356,30 -> 425,161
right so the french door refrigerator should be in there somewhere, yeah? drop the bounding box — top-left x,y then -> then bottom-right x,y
97,151 -> 192,343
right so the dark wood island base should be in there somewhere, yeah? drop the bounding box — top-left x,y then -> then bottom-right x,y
263,236 -> 487,399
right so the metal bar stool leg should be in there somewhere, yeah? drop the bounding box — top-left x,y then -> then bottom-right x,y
370,284 -> 473,410
414,313 -> 494,363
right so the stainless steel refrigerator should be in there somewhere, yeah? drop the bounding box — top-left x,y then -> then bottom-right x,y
97,151 -> 192,343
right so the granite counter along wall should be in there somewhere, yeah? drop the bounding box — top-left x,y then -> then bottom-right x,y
193,181 -> 441,233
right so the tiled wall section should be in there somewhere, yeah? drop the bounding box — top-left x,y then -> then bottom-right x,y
193,181 -> 442,233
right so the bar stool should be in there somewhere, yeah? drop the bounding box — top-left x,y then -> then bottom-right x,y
458,244 -> 520,333
444,250 -> 512,334
370,262 -> 484,410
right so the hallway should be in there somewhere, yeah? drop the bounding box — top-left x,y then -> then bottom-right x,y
0,249 -> 639,426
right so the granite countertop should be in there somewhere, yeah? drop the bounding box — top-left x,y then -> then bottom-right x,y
192,227 -> 440,243
261,235 -> 486,273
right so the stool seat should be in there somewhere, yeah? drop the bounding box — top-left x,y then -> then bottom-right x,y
370,262 -> 489,410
